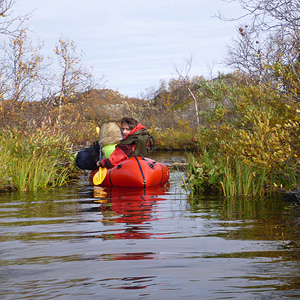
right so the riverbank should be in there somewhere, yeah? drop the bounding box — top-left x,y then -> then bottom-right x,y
0,126 -> 190,192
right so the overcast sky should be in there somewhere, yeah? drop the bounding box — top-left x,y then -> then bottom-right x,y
12,0 -> 245,98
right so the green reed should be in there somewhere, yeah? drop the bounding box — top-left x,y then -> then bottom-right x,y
220,159 -> 266,198
4,155 -> 72,192
0,128 -> 76,191
187,152 -> 267,198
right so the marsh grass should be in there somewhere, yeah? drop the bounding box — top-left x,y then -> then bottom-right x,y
10,157 -> 64,191
220,159 -> 266,198
187,152 -> 267,198
0,128 -> 76,191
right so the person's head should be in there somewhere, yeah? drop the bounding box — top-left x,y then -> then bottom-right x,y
121,117 -> 138,137
99,120 -> 122,146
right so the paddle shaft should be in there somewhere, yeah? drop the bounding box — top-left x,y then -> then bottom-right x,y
99,143 -> 102,163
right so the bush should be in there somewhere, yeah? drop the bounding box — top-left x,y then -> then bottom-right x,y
187,80 -> 300,197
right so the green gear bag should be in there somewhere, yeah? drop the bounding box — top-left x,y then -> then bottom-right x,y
120,128 -> 150,157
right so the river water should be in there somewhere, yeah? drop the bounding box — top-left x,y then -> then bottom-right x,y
1,152 -> 300,299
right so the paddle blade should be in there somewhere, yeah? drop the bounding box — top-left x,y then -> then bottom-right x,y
93,167 -> 107,185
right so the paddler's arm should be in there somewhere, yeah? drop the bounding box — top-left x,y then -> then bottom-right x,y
96,144 -> 135,169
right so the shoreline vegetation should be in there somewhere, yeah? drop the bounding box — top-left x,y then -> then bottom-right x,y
1,0 -> 300,198
0,126 -> 77,192
1,75 -> 300,198
1,76 -> 300,197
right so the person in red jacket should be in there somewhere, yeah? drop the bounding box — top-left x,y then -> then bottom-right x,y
96,117 -> 150,169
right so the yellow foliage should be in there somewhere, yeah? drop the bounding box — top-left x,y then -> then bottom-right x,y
198,81 -> 300,187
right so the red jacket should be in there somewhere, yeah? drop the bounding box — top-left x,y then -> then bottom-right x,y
100,123 -> 146,169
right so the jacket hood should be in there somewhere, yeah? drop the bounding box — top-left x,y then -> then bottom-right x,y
123,123 -> 146,140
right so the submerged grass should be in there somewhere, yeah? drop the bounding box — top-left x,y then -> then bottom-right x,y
0,127 -> 77,192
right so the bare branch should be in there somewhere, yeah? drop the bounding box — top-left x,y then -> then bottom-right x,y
173,55 -> 200,127
0,0 -> 31,36
223,0 -> 300,105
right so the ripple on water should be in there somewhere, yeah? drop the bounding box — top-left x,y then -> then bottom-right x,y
1,170 -> 300,299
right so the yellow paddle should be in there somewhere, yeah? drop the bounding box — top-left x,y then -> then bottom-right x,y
93,127 -> 107,185
93,166 -> 107,185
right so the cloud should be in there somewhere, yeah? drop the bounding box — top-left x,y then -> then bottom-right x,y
13,0 -> 244,97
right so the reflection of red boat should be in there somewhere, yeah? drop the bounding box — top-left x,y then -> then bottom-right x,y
93,184 -> 170,239
100,183 -> 170,200
90,156 -> 169,188
92,185 -> 169,262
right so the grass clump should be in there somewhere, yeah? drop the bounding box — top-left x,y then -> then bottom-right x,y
187,152 -> 268,198
0,126 -> 77,191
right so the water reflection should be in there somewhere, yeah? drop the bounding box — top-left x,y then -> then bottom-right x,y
92,185 -> 169,240
98,275 -> 157,290
188,192 -> 300,241
2,166 -> 300,299
77,184 -> 171,262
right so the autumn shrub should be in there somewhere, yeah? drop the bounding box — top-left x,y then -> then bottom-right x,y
188,79 -> 300,196
0,125 -> 77,191
151,120 -> 200,150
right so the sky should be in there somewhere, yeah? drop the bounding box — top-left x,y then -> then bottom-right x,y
12,0 -> 245,98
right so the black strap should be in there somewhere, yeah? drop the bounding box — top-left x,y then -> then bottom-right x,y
134,156 -> 146,188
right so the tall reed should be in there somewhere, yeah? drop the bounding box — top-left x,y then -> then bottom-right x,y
0,127 -> 76,192
187,152 -> 267,198
220,159 -> 266,198
8,157 -> 70,191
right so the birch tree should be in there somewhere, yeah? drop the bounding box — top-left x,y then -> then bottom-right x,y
50,36 -> 95,124
1,30 -> 44,103
174,56 -> 200,127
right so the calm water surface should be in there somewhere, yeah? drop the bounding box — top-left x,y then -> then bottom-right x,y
1,153 -> 300,299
